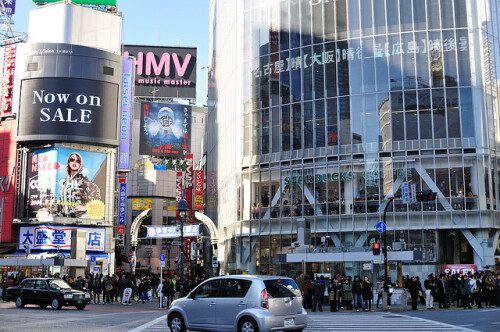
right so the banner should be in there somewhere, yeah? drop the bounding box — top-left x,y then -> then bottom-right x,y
118,57 -> 134,170
442,264 -> 476,275
0,44 -> 15,113
185,154 -> 193,222
118,180 -> 126,225
145,224 -> 200,238
18,226 -> 106,252
123,45 -> 196,99
26,147 -> 108,221
139,102 -> 191,158
194,170 -> 204,210
176,171 -> 183,219
131,198 -> 152,211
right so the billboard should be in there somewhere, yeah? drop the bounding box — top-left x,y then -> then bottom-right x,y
118,57 -> 134,170
131,198 -> 152,211
118,179 -> 126,225
139,102 -> 191,157
19,225 -> 106,252
17,78 -> 119,145
26,147 -> 108,221
123,45 -> 196,99
1,44 -> 16,113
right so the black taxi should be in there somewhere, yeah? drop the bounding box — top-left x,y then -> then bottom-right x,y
5,278 -> 90,310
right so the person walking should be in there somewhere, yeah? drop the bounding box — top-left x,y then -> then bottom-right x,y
362,276 -> 373,311
165,277 -> 175,308
469,274 -> 482,308
296,271 -> 306,308
93,275 -> 102,305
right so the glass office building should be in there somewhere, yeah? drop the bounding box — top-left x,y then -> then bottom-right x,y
207,0 -> 500,277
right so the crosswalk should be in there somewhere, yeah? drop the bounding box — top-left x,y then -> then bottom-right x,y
137,311 -> 477,332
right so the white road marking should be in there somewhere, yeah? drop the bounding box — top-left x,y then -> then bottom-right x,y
128,314 -> 168,332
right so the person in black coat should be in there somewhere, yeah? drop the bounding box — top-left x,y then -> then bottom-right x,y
362,276 -> 373,311
436,274 -> 447,308
311,277 -> 324,312
409,276 -> 421,310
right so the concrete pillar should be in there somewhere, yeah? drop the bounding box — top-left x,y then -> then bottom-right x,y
453,232 -> 461,263
70,229 -> 87,278
473,229 -> 495,269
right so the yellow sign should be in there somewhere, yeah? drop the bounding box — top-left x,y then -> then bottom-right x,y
132,198 -> 153,211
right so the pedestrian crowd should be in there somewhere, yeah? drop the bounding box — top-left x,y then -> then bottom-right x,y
293,270 -> 500,312
1,271 -> 207,308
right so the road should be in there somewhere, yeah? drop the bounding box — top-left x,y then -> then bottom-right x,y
1,300 -> 499,332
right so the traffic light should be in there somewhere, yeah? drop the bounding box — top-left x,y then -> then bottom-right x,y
372,242 -> 381,255
416,189 -> 437,202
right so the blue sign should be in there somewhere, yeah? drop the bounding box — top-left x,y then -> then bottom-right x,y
90,256 -> 96,263
160,254 -> 165,262
1,0 -> 16,15
118,182 -> 127,225
375,221 -> 387,233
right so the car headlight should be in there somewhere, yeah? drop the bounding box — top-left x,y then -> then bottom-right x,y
64,294 -> 74,299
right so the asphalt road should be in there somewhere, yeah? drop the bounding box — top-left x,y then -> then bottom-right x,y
1,300 -> 498,332
0,300 -> 168,332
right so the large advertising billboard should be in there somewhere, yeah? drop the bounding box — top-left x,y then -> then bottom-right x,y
17,78 -> 119,145
139,102 -> 191,157
1,44 -> 16,113
123,45 -> 196,99
26,147 -> 108,221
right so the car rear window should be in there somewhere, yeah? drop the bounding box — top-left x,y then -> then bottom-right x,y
264,279 -> 301,298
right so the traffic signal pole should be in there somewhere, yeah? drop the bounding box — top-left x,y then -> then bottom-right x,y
382,193 -> 401,308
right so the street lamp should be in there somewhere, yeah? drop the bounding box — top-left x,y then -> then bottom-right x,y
176,198 -> 188,296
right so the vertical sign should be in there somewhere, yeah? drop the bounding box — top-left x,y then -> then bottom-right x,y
401,181 -> 410,204
176,171 -> 183,219
194,170 -> 204,210
1,44 -> 16,113
118,179 -> 127,225
118,57 -> 133,171
185,154 -> 193,223
410,183 -> 417,204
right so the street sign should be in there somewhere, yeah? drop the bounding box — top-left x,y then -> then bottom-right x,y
211,256 -> 218,268
90,256 -> 96,263
362,262 -> 373,271
171,241 -> 181,246
117,225 -> 125,235
375,221 -> 387,233
410,183 -> 417,203
401,181 -> 410,204
160,261 -> 165,268
160,254 -> 165,262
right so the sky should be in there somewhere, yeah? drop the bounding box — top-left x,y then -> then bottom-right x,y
10,0 -> 210,106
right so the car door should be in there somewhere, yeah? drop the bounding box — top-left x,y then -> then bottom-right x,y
20,279 -> 35,304
33,280 -> 51,305
216,279 -> 252,330
184,279 -> 221,329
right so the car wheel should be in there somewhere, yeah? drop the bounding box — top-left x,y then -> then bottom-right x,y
238,317 -> 259,332
39,304 -> 48,309
75,304 -> 86,310
15,297 -> 25,308
168,313 -> 186,332
51,299 -> 62,310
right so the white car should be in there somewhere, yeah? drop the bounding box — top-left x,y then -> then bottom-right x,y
167,275 -> 307,332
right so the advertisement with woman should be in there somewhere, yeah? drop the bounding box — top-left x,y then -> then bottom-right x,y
26,147 -> 107,221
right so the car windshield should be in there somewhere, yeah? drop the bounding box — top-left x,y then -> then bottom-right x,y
49,279 -> 72,290
264,279 -> 301,298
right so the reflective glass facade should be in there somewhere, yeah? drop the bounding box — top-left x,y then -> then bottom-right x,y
208,0 -> 500,276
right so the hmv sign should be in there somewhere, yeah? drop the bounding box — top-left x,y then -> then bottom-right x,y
123,45 -> 197,99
